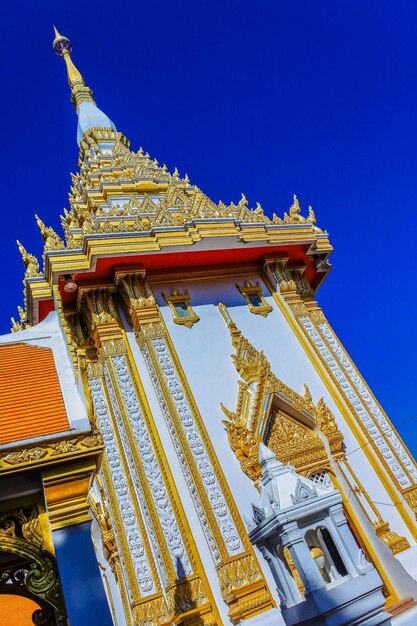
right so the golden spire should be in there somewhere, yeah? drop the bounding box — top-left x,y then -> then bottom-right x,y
52,27 -> 117,144
52,27 -> 94,110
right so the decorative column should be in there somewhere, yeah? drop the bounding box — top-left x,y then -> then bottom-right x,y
315,397 -> 410,556
117,271 -> 276,624
280,521 -> 326,593
264,258 -> 417,529
258,542 -> 303,608
80,286 -> 219,626
42,457 -> 113,626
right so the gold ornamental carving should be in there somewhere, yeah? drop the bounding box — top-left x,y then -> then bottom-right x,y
114,271 -> 169,343
0,433 -> 103,478
217,553 -> 275,622
266,410 -> 328,474
17,241 -> 42,279
116,271 -> 161,330
236,281 -> 272,318
163,288 -> 200,328
315,398 -> 344,458
2,447 -> 48,466
88,484 -> 119,577
54,286 -> 79,376
374,522 -> 410,555
165,575 -> 216,625
219,304 -> 327,482
0,506 -> 66,621
80,287 -> 122,346
403,485 -> 417,516
35,215 -> 65,251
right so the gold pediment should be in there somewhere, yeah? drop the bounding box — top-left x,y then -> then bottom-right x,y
219,304 -> 342,484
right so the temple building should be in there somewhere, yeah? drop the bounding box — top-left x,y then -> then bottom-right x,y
1,28 -> 417,626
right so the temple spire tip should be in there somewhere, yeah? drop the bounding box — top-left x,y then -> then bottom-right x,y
52,30 -> 117,145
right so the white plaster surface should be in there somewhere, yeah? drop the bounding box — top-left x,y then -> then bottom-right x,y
395,546 -> 417,583
148,273 -> 416,595
392,606 -> 417,625
77,100 -> 116,144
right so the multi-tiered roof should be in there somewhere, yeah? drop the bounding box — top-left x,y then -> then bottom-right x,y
14,29 -> 332,329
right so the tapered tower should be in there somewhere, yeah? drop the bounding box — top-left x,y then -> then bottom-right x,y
1,29 -> 417,626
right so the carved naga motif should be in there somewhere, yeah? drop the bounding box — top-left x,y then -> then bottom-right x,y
35,215 -> 65,251
17,241 -> 42,278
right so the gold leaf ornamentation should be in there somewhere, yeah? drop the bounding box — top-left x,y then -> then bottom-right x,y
16,241 -> 42,278
3,447 -> 48,465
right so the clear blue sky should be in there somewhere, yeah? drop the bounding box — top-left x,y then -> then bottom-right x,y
1,1 -> 416,456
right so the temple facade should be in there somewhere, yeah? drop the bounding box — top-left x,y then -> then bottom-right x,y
0,29 -> 417,626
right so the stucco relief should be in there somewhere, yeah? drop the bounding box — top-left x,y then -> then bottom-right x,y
142,345 -> 221,563
299,316 -> 412,488
88,376 -> 155,596
103,365 -> 168,586
111,354 -> 192,578
318,322 -> 417,482
151,337 -> 242,555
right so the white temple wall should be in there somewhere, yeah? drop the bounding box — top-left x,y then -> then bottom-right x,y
121,309 -> 237,623
150,274 -> 414,546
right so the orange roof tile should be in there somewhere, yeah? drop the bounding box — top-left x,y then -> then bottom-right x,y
0,594 -> 41,625
0,343 -> 70,445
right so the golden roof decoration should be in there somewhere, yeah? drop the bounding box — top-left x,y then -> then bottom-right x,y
47,124 -> 326,249
10,306 -> 30,333
315,397 -> 344,457
17,241 -> 42,278
52,27 -> 94,110
35,215 -> 65,251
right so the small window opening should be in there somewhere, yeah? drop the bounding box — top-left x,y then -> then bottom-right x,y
247,293 -> 263,308
173,301 -> 189,318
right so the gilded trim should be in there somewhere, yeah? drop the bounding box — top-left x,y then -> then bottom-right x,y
162,288 -> 200,328
237,281 -> 272,318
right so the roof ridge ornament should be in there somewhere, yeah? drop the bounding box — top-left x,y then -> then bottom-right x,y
16,241 -> 42,278
35,215 -> 65,251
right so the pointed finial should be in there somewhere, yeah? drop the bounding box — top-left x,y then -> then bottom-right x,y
303,383 -> 313,405
35,214 -> 45,231
52,28 -> 117,143
17,241 -> 41,278
52,27 -> 94,108
307,206 -> 316,224
52,26 -> 73,56
35,216 -> 65,251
